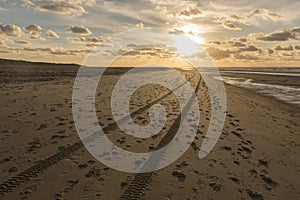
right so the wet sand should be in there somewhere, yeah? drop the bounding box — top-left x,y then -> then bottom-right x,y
0,61 -> 299,200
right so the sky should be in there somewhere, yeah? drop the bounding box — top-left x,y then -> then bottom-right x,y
0,0 -> 299,67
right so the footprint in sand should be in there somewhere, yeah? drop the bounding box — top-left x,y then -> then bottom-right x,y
171,169 -> 186,182
246,189 -> 264,200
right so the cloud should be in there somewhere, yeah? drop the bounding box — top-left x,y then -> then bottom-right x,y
222,22 -> 241,30
281,52 -> 293,57
3,0 -> 300,66
290,26 -> 300,35
24,24 -> 45,40
207,40 -> 224,46
169,29 -> 185,35
21,0 -> 87,16
255,29 -> 296,41
230,14 -> 244,21
228,41 -> 246,47
20,46 -> 91,56
122,48 -> 176,58
237,38 -> 248,43
212,7 -> 283,31
267,48 -> 274,54
68,36 -> 103,43
239,45 -> 259,52
55,0 -> 96,6
178,6 -> 202,19
47,30 -> 59,38
0,50 -> 13,54
126,43 -> 156,48
28,35 -> 45,40
38,3 -> 86,15
248,8 -> 282,20
206,37 -> 249,50
275,45 -> 293,51
25,24 -> 44,34
206,47 -> 232,60
66,25 -> 92,35
0,24 -> 22,37
13,40 -> 31,45
234,53 -> 260,61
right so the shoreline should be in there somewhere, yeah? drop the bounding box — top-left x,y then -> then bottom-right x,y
224,82 -> 300,110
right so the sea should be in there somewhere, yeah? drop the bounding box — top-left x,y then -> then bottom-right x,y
217,67 -> 300,107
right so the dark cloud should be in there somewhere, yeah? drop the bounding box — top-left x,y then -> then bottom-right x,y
66,26 -> 92,35
39,3 -> 86,15
24,24 -> 45,40
275,45 -> 294,51
267,48 -> 274,54
230,14 -> 244,21
23,47 -> 54,52
21,46 -> 91,56
86,43 -> 97,47
105,47 -> 175,58
227,37 -> 248,46
239,45 -> 259,52
238,38 -> 248,43
168,29 -> 185,35
249,8 -> 265,16
13,40 -> 31,45
206,47 -> 232,60
0,24 -> 22,37
234,54 -> 260,61
216,8 -> 282,31
228,41 -> 246,47
22,0 -> 87,15
222,22 -> 241,30
207,37 -> 248,47
25,24 -> 44,33
207,40 -> 225,46
178,6 -> 202,18
248,8 -> 281,19
256,29 -> 295,41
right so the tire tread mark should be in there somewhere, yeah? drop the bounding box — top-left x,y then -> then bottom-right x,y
0,72 -> 195,196
119,74 -> 202,200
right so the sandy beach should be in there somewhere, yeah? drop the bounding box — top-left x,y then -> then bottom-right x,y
1,0 -> 300,199
0,60 -> 299,200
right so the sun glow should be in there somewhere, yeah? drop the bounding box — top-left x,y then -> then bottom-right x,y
180,24 -> 202,35
177,24 -> 205,44
170,24 -> 205,57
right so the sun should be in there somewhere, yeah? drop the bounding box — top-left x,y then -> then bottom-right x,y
180,24 -> 202,35
177,23 -> 205,44
170,23 -> 205,57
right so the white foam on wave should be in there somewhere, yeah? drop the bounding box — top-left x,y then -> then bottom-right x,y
215,76 -> 300,107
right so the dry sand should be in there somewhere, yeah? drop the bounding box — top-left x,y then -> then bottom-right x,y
0,60 -> 299,200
